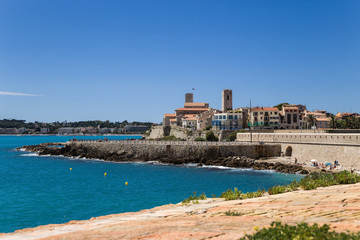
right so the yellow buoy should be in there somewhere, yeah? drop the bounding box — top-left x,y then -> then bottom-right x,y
104,172 -> 107,176
70,168 -> 72,170
125,182 -> 128,186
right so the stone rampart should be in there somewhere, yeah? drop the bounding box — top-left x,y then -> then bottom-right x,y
237,133 -> 360,169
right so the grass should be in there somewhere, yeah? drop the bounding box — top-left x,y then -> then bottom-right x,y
182,192 -> 207,204
220,171 -> 360,200
240,221 -> 360,240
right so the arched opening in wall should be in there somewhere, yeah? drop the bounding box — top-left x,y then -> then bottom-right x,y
285,146 -> 292,157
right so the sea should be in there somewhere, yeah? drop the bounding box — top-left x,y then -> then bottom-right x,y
0,135 -> 303,233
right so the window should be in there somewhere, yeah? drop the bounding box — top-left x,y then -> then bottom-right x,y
234,115 -> 238,119
227,95 -> 229,100
229,115 -> 233,119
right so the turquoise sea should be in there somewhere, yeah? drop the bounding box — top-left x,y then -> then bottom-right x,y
0,135 -> 303,233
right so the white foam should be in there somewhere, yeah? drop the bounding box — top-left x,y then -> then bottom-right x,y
20,153 -> 39,157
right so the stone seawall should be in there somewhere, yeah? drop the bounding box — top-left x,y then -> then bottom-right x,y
21,141 -> 306,173
237,133 -> 360,170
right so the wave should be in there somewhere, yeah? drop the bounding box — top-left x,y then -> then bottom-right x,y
16,152 -> 282,174
20,153 -> 39,157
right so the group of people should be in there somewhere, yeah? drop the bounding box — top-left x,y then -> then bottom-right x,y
293,158 -> 341,170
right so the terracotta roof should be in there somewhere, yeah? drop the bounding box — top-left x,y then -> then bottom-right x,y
170,119 -> 177,122
283,106 -> 299,110
252,107 -> 279,112
176,108 -> 209,111
184,103 -> 208,107
316,118 -> 331,122
184,114 -> 197,117
164,114 -> 176,117
183,117 -> 197,121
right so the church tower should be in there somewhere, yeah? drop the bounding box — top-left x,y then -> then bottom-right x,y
222,89 -> 232,112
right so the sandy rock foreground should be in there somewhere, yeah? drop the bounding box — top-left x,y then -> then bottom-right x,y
2,183 -> 360,240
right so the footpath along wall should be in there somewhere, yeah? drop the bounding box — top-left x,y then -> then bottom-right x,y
237,133 -> 360,169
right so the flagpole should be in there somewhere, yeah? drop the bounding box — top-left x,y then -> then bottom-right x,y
250,99 -> 252,143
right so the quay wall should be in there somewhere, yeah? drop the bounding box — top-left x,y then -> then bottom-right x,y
237,133 -> 360,169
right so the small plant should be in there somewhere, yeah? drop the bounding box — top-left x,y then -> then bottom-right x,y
218,171 -> 360,200
206,131 -> 218,141
240,221 -> 360,240
242,189 -> 266,199
204,126 -> 212,130
267,185 -> 288,195
220,188 -> 242,200
194,137 -> 206,141
160,135 -> 182,141
182,192 -> 207,204
225,210 -> 241,216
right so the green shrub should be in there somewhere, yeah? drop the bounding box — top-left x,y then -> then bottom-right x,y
267,185 -> 288,195
182,192 -> 207,204
205,126 -> 212,130
220,188 -> 242,200
225,210 -> 241,216
227,129 -> 247,141
194,137 -> 206,141
228,131 -> 238,141
206,131 -> 218,141
160,135 -> 182,141
299,171 -> 360,190
219,171 -> 360,201
242,189 -> 266,199
240,221 -> 360,240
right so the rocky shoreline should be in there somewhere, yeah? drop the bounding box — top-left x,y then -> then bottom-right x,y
19,142 -> 309,174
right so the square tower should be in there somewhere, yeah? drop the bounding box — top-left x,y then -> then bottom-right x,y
185,93 -> 193,103
222,89 -> 232,112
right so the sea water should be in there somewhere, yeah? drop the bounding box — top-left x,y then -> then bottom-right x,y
0,135 -> 303,233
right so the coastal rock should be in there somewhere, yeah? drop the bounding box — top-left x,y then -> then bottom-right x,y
19,141 -> 304,174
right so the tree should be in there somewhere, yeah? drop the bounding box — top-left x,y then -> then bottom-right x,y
274,103 -> 289,111
329,115 -> 337,129
206,131 -> 218,141
305,115 -> 317,129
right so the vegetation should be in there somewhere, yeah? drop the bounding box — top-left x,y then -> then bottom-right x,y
220,188 -> 266,201
240,221 -> 360,240
228,129 -> 246,141
204,126 -> 212,130
194,137 -> 206,141
159,135 -> 183,141
182,192 -> 207,204
304,114 -> 317,129
224,210 -> 241,216
274,103 -> 289,111
0,119 -> 153,134
206,131 -> 219,141
220,171 -> 360,200
330,115 -> 360,129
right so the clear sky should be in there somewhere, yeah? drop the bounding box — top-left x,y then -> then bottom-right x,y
1,0 -> 359,123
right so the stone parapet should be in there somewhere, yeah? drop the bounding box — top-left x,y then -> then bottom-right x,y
237,133 -> 360,146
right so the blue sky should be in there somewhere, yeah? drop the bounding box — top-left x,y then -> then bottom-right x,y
1,0 -> 359,123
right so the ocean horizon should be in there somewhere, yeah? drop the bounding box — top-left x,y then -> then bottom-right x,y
0,135 -> 303,233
